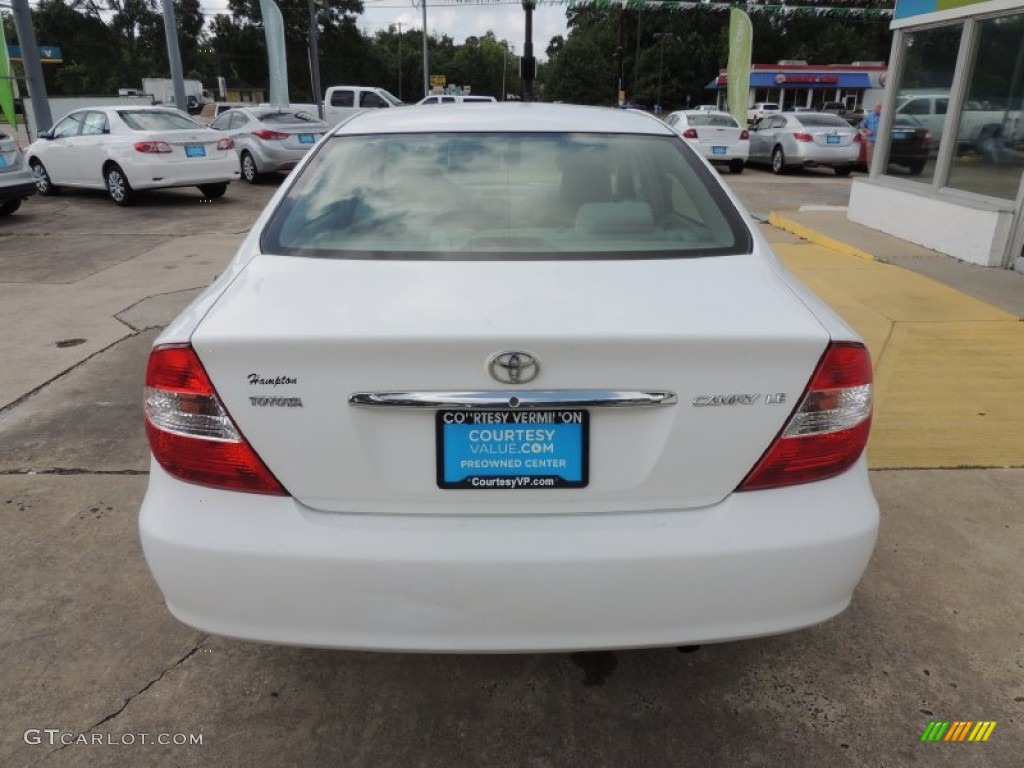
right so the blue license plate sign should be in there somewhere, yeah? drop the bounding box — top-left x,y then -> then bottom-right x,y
712,146 -> 727,155
185,144 -> 206,158
0,154 -> 6,167
826,135 -> 841,145
437,409 -> 588,489
892,131 -> 910,141
298,133 -> 315,144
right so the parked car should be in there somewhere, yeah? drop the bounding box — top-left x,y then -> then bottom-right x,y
416,95 -> 497,105
210,107 -> 329,183
0,129 -> 37,216
664,109 -> 749,173
195,101 -> 244,125
748,112 -> 860,175
859,116 -> 931,175
26,106 -> 240,206
322,86 -> 403,126
746,102 -> 780,124
139,103 -> 878,653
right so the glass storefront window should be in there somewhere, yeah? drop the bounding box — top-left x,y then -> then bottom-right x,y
946,14 -> 1024,200
883,25 -> 963,183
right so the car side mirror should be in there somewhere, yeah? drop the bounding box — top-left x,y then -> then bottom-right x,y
38,128 -> 53,140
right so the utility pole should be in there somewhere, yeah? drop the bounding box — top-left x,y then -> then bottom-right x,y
421,0 -> 429,99
632,5 -> 642,105
654,32 -> 671,114
521,0 -> 536,102
308,0 -> 322,118
397,22 -> 402,101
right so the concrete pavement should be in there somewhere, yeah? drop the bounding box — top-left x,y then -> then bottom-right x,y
2,179 -> 1022,767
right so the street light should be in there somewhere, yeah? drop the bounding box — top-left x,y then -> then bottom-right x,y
653,32 -> 672,114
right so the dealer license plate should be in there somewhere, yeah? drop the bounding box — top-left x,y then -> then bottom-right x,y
826,135 -> 841,145
298,133 -> 315,144
437,409 -> 589,489
0,154 -> 7,167
892,131 -> 910,141
185,144 -> 206,158
712,146 -> 727,155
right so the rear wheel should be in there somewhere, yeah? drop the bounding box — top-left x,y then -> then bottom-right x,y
105,163 -> 136,207
833,166 -> 853,177
241,152 -> 260,184
771,147 -> 787,175
30,160 -> 59,196
0,199 -> 22,216
199,182 -> 228,199
729,159 -> 744,174
907,160 -> 925,176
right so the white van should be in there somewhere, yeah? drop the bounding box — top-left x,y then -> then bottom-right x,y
322,86 -> 403,126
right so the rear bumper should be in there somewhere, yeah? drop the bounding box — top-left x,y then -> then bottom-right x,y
139,459 -> 879,652
127,153 -> 240,190
248,143 -> 309,173
791,144 -> 859,168
0,179 -> 38,201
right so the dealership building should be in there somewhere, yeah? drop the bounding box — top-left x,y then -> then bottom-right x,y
848,0 -> 1024,270
706,62 -> 888,113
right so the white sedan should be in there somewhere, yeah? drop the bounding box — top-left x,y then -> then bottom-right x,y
140,103 -> 878,653
665,110 -> 749,173
26,106 -> 240,205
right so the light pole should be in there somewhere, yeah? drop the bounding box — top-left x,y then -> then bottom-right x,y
653,32 -> 672,114
307,0 -> 322,118
521,0 -> 536,102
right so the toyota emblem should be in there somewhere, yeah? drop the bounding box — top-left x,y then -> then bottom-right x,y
488,350 -> 540,385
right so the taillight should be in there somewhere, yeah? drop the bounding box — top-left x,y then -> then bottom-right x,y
144,344 -> 287,495
923,131 -> 932,145
854,133 -> 864,143
217,137 -> 235,150
738,342 -> 872,491
682,128 -> 698,139
134,141 -> 172,153
739,129 -> 750,140
793,132 -> 813,142
252,129 -> 289,141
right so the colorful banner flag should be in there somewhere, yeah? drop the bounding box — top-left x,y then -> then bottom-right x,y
0,37 -> 17,132
727,9 -> 752,127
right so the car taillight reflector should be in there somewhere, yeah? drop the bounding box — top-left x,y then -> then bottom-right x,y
682,128 -> 698,139
144,344 -> 287,495
854,133 -> 864,143
134,141 -> 173,153
738,342 -> 872,491
253,129 -> 290,141
793,132 -> 814,142
740,130 -> 750,140
217,137 -> 235,150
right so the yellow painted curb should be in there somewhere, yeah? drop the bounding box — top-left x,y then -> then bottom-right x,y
768,211 -> 876,262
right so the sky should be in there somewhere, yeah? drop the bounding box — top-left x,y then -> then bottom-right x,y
190,0 -> 572,57
356,0 -> 570,56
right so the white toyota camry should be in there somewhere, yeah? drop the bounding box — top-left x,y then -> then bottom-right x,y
140,103 -> 878,653
26,106 -> 240,206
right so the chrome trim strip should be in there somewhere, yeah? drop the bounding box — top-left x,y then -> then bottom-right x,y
349,390 -> 677,409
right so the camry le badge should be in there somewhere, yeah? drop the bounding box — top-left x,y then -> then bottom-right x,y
488,351 -> 539,385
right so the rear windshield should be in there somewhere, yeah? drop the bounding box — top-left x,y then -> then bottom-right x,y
261,132 -> 750,260
118,110 -> 201,131
686,113 -> 739,127
793,114 -> 851,128
258,111 -> 321,125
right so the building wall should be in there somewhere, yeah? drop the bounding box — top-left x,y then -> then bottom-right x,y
847,0 -> 1024,269
849,180 -> 1014,266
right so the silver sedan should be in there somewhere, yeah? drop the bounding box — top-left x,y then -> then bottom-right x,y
749,113 -> 860,176
210,107 -> 329,183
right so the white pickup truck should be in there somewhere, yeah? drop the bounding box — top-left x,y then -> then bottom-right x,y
322,86 -> 403,126
893,92 -> 1019,152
